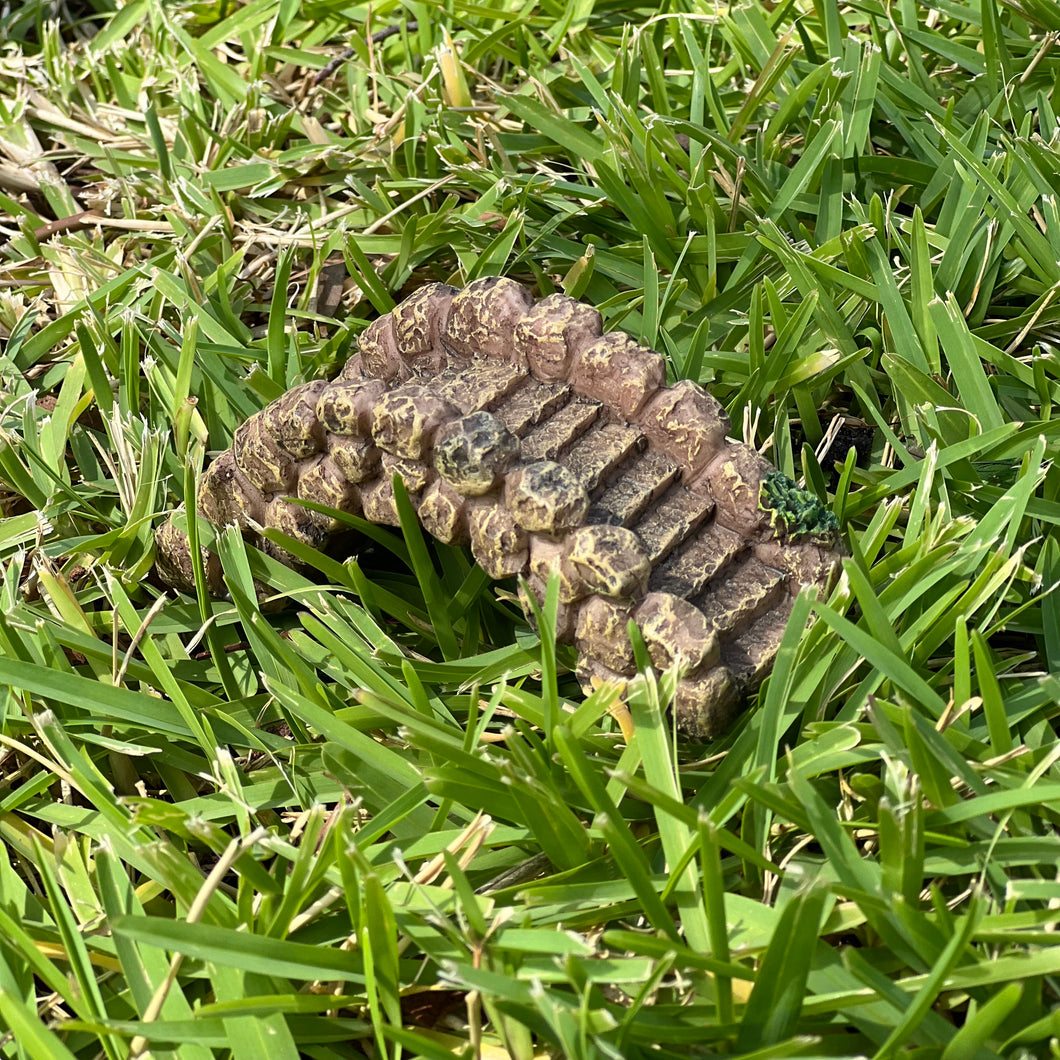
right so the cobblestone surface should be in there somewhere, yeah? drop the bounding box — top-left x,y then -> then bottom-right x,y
157,279 -> 844,736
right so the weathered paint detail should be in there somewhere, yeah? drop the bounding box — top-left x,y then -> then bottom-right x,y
157,281 -> 843,738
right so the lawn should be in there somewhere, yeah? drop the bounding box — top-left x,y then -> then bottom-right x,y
0,0 -> 1058,1057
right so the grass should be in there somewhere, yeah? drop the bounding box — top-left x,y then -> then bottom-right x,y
0,0 -> 1059,1056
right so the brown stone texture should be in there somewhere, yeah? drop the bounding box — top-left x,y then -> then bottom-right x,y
515,293 -> 603,381
521,397 -> 600,461
156,279 -> 844,739
639,379 -> 730,476
357,315 -> 407,381
635,592 -> 719,672
263,496 -> 332,550
632,485 -> 714,563
755,538 -> 841,589
434,412 -> 520,496
233,413 -> 297,494
650,522 -> 745,599
359,477 -> 403,527
418,479 -> 469,545
297,456 -> 359,527
495,378 -> 571,436
154,518 -> 223,594
391,282 -> 458,368
575,595 -> 636,674
437,361 -> 525,414
571,332 -> 665,419
198,449 -> 264,529
371,386 -> 457,461
697,557 -> 787,638
318,379 -> 387,436
564,422 -> 646,493
565,525 -> 651,600
336,352 -> 364,382
467,502 -> 529,579
262,380 -> 328,459
724,609 -> 793,688
702,445 -> 774,536
443,276 -> 534,362
505,461 -> 590,535
588,449 -> 678,526
381,453 -> 432,495
673,667 -> 739,738
528,535 -> 585,605
328,434 -> 381,483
